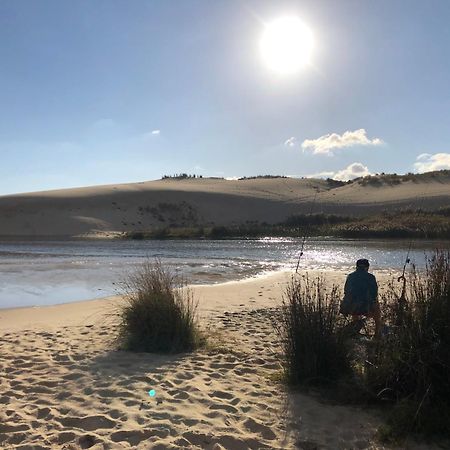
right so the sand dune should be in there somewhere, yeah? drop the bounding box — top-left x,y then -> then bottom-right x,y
0,270 -> 440,449
0,173 -> 449,237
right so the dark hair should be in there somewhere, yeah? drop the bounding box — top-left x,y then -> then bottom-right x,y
356,258 -> 370,267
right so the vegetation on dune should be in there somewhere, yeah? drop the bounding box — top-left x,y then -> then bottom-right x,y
122,209 -> 450,240
161,173 -> 204,179
158,169 -> 450,185
353,169 -> 450,186
116,260 -> 202,353
332,210 -> 450,239
238,175 -> 288,180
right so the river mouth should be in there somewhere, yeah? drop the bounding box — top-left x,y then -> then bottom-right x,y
0,238 -> 448,308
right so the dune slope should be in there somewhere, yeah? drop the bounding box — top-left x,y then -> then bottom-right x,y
0,173 -> 449,237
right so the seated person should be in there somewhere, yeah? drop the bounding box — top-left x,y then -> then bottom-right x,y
340,258 -> 381,337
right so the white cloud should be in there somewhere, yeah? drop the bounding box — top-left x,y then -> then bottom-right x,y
284,137 -> 298,147
334,162 -> 371,180
306,162 -> 371,181
305,171 -> 336,179
414,153 -> 450,172
137,129 -> 162,140
301,129 -> 383,155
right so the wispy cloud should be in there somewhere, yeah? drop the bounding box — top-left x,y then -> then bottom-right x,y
284,137 -> 298,147
137,129 -> 162,140
301,129 -> 383,155
305,170 -> 335,179
414,152 -> 450,172
307,162 -> 371,181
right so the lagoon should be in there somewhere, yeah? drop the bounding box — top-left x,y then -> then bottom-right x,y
0,238 -> 447,308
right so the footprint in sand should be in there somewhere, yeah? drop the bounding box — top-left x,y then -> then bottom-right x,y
182,431 -> 212,446
36,407 -> 52,419
174,371 -> 195,381
62,372 -> 84,380
167,389 -> 189,400
209,403 -> 238,414
108,409 -> 123,420
55,431 -> 77,445
209,390 -> 234,400
216,435 -> 259,450
58,415 -> 116,431
111,429 -> 155,446
77,434 -> 97,448
36,380 -> 59,388
0,423 -> 30,434
243,417 -> 276,440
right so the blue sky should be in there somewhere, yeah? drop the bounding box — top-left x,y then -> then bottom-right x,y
1,0 -> 449,194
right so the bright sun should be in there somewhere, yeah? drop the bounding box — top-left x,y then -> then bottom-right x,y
260,16 -> 314,75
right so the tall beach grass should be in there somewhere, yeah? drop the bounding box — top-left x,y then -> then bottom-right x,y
369,250 -> 450,437
277,275 -> 351,386
278,251 -> 450,440
117,260 -> 201,353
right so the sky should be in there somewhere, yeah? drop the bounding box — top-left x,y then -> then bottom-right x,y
0,0 -> 449,195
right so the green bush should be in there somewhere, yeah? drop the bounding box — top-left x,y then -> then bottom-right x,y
117,260 -> 201,353
277,275 -> 351,385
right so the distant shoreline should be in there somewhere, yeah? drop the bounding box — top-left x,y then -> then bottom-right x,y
1,232 -> 450,241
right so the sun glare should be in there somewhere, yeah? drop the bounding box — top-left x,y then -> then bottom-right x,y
260,16 -> 314,75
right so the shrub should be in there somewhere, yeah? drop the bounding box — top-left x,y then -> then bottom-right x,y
277,275 -> 351,386
209,226 -> 231,238
128,231 -> 145,240
368,251 -> 450,436
282,213 -> 352,227
117,260 -> 201,353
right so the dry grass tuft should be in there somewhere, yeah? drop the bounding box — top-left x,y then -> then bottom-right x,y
277,275 -> 351,386
368,250 -> 450,437
116,260 -> 202,353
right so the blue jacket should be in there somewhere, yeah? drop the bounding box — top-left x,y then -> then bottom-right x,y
342,268 -> 378,315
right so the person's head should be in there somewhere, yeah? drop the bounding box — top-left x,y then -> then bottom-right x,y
356,258 -> 370,271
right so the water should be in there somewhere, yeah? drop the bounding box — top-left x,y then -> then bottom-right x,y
0,238 -> 447,308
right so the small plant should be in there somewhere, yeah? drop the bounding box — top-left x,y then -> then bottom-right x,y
117,260 -> 201,353
277,275 -> 351,386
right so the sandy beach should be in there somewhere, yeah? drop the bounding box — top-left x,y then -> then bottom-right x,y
0,269 -> 439,449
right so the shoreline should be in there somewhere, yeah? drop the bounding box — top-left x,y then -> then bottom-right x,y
0,269 -> 295,330
0,267 -> 402,330
1,232 -> 450,241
